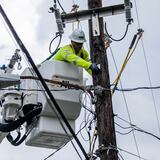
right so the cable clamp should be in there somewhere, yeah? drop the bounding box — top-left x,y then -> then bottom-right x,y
48,7 -> 55,13
137,28 -> 144,34
95,144 -> 118,157
85,85 -> 107,103
70,4 -> 79,12
137,28 -> 144,39
104,33 -> 112,49
94,85 -> 107,96
87,153 -> 97,160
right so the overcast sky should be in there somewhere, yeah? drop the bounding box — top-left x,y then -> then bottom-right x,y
1,0 -> 160,160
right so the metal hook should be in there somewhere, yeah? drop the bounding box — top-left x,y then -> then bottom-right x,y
17,62 -> 22,70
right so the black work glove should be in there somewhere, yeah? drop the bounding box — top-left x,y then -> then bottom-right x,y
90,63 -> 100,74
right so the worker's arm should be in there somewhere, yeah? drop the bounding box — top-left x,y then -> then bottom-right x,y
64,52 -> 92,74
81,49 -> 90,61
53,46 -> 92,74
63,52 -> 91,69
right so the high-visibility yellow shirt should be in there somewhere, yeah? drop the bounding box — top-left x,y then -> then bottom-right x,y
53,44 -> 92,74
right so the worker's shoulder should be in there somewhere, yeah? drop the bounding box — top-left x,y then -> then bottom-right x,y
58,44 -> 72,52
60,44 -> 72,50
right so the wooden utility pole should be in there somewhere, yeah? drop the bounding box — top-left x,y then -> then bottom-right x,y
88,0 -> 118,160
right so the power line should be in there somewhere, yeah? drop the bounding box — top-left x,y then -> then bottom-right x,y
56,0 -> 66,13
0,12 -> 19,48
95,143 -> 150,160
133,0 -> 160,136
108,46 -> 141,160
0,5 -> 89,159
118,152 -> 125,160
115,116 -> 160,142
115,85 -> 160,92
117,146 -> 150,160
43,141 -> 69,160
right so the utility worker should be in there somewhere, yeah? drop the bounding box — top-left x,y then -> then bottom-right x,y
53,29 -> 99,74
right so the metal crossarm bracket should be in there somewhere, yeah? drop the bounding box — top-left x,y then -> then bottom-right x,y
92,12 -> 100,36
61,4 -> 125,24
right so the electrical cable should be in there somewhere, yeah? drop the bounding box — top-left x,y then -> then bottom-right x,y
78,91 -> 96,144
133,0 -> 141,28
116,119 -> 160,141
142,25 -> 160,136
0,11 -> 19,48
7,82 -> 159,93
112,30 -> 142,86
0,6 -> 89,159
45,141 -> 80,160
96,143 -> 149,160
76,117 -> 95,136
40,34 -> 62,64
0,104 -> 42,132
70,140 -> 83,160
56,0 -> 66,13
108,46 -> 141,159
104,22 -> 130,42
82,92 -> 95,135
79,103 -> 94,142
49,34 -> 62,54
20,75 -> 85,92
134,128 -> 160,141
79,120 -> 90,142
7,130 -> 21,144
79,92 -> 95,115
116,129 -> 134,135
133,0 -> 160,136
115,85 -> 160,92
0,87 -> 71,92
115,114 -> 134,125
118,153 -> 125,160
112,29 -> 143,95
115,122 -> 133,130
7,118 -> 39,146
117,146 -> 150,160
89,128 -> 98,159
115,115 -> 160,141
43,142 -> 69,160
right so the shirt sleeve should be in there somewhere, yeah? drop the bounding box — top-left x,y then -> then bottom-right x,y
54,45 -> 92,74
61,51 -> 92,71
81,49 -> 90,61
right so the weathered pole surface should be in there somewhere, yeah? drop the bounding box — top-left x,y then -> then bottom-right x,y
88,0 -> 118,159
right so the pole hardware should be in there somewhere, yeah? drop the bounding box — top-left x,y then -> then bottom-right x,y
61,4 -> 126,24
